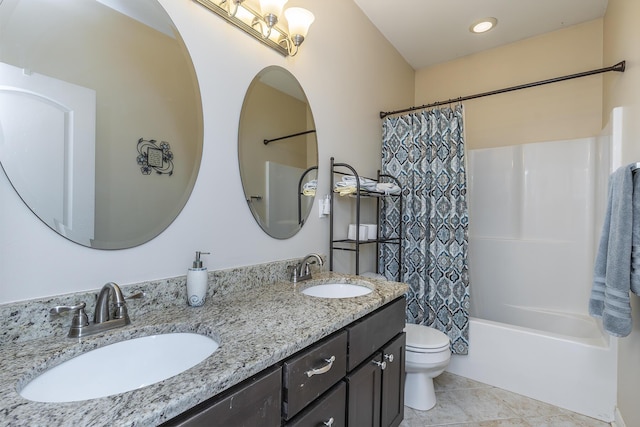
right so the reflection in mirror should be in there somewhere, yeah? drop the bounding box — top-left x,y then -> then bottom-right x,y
0,0 -> 203,249
239,66 -> 318,239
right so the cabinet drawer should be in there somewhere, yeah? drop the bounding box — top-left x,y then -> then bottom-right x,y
283,331 -> 348,420
347,297 -> 405,371
286,381 -> 346,427
163,365 -> 281,427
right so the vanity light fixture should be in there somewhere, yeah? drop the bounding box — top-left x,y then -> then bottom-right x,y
194,0 -> 314,56
470,17 -> 497,34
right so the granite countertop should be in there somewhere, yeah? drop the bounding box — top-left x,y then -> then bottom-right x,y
0,272 -> 408,426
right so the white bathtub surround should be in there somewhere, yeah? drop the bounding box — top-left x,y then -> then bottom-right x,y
458,136 -> 618,421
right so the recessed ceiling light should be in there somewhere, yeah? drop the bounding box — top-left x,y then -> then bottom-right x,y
470,17 -> 498,34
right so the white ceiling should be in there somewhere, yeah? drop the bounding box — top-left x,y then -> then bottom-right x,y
353,0 -> 609,70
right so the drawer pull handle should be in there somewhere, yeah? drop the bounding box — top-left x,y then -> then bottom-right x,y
305,355 -> 336,377
372,360 -> 387,370
384,353 -> 394,363
323,417 -> 335,426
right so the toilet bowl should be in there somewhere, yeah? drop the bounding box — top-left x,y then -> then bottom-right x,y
404,323 -> 451,411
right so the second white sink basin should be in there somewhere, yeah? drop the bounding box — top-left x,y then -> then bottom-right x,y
302,283 -> 373,298
19,332 -> 219,403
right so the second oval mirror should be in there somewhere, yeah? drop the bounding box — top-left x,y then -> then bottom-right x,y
238,66 -> 318,239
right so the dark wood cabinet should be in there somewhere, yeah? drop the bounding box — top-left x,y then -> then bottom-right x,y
162,365 -> 282,427
346,298 -> 406,427
381,334 -> 405,427
346,333 -> 406,427
347,354 -> 383,427
164,297 -> 406,427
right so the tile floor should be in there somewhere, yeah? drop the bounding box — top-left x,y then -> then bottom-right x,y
399,372 -> 611,427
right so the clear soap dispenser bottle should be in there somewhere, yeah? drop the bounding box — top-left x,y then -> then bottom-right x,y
187,251 -> 210,307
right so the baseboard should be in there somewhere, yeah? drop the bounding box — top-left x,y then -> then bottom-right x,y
612,407 -> 626,427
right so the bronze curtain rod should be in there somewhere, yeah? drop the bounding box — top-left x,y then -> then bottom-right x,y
379,60 -> 626,119
264,129 -> 316,145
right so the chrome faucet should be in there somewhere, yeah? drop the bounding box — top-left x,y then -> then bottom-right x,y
51,282 -> 133,338
291,253 -> 324,283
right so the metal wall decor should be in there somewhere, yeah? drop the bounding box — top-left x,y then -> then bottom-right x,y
136,138 -> 174,176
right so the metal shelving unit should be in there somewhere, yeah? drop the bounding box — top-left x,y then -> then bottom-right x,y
329,157 -> 402,281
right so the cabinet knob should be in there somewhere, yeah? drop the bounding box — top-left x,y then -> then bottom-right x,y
372,360 -> 387,370
323,417 -> 334,426
384,353 -> 394,363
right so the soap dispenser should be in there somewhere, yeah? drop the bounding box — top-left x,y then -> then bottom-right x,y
187,251 -> 210,307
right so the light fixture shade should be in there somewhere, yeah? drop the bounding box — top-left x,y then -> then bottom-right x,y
285,7 -> 314,38
259,0 -> 288,17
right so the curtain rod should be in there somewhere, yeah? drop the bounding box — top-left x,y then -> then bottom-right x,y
379,60 -> 626,119
264,129 -> 316,145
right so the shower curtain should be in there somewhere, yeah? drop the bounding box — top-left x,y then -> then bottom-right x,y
380,105 -> 470,354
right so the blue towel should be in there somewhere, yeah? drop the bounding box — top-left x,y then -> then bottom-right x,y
589,163 -> 639,337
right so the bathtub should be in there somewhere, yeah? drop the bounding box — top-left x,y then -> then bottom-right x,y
454,134 -> 618,422
447,314 -> 616,422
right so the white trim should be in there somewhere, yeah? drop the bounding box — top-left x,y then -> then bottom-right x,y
612,407 -> 626,427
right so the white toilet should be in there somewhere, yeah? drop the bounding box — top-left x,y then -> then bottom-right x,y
404,323 -> 451,411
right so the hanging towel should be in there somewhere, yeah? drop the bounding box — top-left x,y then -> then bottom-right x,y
589,163 -> 638,337
633,167 -> 640,294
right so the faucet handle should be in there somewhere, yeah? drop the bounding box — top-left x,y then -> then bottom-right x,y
50,302 -> 89,336
303,262 -> 312,276
125,291 -> 145,300
50,302 -> 87,316
289,264 -> 300,283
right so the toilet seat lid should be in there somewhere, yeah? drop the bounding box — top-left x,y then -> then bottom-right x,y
404,323 -> 450,350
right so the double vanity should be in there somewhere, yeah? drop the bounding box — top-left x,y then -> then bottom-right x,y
0,260 -> 408,426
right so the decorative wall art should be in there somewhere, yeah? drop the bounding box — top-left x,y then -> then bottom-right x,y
136,138 -> 174,176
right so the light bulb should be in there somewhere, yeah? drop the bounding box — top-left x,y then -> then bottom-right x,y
470,17 -> 497,34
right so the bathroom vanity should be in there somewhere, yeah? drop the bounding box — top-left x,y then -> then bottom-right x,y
164,297 -> 406,426
0,263 -> 408,426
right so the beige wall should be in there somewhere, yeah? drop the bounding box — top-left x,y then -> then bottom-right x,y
603,1 -> 640,425
415,20 -> 604,150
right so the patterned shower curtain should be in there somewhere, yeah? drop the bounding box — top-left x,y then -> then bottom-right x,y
379,105 -> 470,354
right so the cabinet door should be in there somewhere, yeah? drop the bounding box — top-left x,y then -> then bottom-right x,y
381,333 -> 405,427
163,366 -> 282,427
346,354 -> 382,427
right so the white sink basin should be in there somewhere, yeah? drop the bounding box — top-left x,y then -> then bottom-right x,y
302,283 -> 373,298
19,332 -> 219,403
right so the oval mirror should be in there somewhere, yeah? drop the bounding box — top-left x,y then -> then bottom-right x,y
238,66 -> 318,239
0,0 -> 203,249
